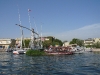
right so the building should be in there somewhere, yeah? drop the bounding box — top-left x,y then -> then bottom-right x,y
84,38 -> 94,46
93,38 -> 100,43
63,41 -> 70,47
84,38 -> 100,46
39,37 -> 50,41
0,38 -> 15,49
63,41 -> 77,47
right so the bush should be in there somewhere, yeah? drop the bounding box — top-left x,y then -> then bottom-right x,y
26,49 -> 46,56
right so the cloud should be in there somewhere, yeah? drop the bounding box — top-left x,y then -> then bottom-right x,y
54,23 -> 100,41
42,23 -> 100,41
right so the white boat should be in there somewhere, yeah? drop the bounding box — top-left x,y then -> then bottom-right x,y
13,26 -> 26,54
71,46 -> 92,54
13,50 -> 19,54
84,47 -> 92,52
73,50 -> 84,54
13,49 -> 26,54
71,47 -> 84,54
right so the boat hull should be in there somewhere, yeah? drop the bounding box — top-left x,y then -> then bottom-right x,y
13,49 -> 26,54
46,51 -> 73,55
13,51 -> 19,54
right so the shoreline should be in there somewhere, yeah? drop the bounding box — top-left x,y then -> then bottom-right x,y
92,48 -> 100,51
1,48 -> 100,52
0,49 -> 6,52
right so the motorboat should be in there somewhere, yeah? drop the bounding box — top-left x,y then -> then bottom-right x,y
84,47 -> 92,52
13,49 -> 26,54
71,47 -> 84,54
71,46 -> 92,54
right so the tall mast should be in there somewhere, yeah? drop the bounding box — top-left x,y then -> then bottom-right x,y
28,9 -> 32,30
40,24 -> 43,49
17,5 -> 23,49
28,9 -> 34,49
33,17 -> 40,49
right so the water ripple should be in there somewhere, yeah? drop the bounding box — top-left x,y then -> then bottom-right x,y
0,52 -> 100,75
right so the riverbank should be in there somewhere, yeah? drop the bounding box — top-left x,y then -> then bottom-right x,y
92,48 -> 100,51
1,48 -> 100,52
0,49 -> 6,52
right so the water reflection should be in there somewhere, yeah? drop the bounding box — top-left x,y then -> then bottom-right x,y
0,52 -> 100,75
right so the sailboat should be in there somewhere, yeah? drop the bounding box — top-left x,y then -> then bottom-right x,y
13,26 -> 26,54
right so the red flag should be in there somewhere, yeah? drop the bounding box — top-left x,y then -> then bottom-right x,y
28,9 -> 31,11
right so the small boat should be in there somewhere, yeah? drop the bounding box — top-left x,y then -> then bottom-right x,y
13,25 -> 26,54
13,50 -> 19,54
84,47 -> 92,52
13,49 -> 26,54
71,46 -> 92,54
44,47 -> 73,55
73,50 -> 84,54
71,47 -> 84,54
6,46 -> 14,52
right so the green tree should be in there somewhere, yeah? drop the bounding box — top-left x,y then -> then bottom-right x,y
53,38 -> 63,46
93,42 -> 100,48
23,39 -> 30,48
10,39 -> 16,48
43,36 -> 63,48
70,38 -> 84,46
43,40 -> 52,48
70,38 -> 78,44
76,39 -> 84,47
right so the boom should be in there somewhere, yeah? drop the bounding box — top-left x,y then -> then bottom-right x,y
15,24 -> 41,49
15,24 -> 39,36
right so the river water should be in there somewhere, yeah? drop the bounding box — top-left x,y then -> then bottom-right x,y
0,52 -> 100,75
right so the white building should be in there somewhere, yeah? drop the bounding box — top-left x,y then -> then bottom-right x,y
63,41 -> 70,47
84,38 -> 100,46
93,38 -> 100,43
84,38 -> 94,46
0,38 -> 15,49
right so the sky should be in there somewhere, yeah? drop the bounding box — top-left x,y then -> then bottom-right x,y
0,0 -> 100,41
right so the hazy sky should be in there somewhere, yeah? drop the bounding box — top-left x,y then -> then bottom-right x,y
0,0 -> 100,41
